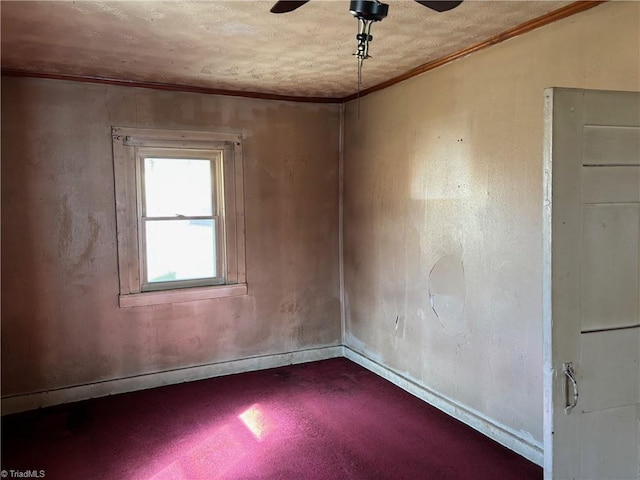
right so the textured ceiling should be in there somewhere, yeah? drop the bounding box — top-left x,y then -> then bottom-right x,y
1,0 -> 573,98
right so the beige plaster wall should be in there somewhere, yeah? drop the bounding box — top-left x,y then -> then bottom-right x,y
1,78 -> 341,396
343,1 -> 640,445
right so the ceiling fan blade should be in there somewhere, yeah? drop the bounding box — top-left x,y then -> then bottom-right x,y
270,1 -> 310,14
414,1 -> 463,13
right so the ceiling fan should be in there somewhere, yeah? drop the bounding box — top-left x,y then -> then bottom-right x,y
270,1 -> 463,15
270,0 -> 463,98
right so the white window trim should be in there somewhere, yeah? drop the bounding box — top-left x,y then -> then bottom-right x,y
112,127 -> 247,307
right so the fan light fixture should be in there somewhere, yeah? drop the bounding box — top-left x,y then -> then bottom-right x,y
270,0 -> 463,101
349,0 -> 388,95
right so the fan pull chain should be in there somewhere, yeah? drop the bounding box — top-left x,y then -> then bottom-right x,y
353,17 -> 373,120
357,57 -> 363,119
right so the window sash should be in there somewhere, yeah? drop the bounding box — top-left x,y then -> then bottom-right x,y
139,217 -> 223,292
136,148 -> 226,292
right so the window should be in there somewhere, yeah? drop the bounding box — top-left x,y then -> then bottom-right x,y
112,127 -> 246,307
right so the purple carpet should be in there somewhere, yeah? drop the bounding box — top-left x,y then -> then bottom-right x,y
1,358 -> 541,479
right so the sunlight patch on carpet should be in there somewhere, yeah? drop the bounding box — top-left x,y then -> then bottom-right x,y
238,403 -> 274,441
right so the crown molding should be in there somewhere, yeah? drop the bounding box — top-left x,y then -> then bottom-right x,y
343,1 -> 606,102
1,1 -> 605,104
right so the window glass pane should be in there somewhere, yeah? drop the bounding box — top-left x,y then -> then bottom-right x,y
145,219 -> 217,283
144,158 -> 212,217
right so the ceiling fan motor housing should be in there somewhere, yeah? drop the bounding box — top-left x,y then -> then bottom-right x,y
349,0 -> 389,22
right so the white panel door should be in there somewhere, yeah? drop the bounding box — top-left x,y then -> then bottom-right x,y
543,88 -> 640,480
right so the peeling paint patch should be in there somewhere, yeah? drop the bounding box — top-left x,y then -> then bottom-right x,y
428,255 -> 466,334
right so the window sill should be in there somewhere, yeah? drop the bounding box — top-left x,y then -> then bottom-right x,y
119,283 -> 248,308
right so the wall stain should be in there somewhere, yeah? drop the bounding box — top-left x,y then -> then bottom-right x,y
70,215 -> 100,275
57,194 -> 73,255
394,314 -> 406,339
57,195 -> 101,275
280,300 -> 301,314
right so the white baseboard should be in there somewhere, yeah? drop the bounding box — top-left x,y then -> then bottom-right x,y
2,343 -> 543,467
343,346 -> 544,467
1,345 -> 344,415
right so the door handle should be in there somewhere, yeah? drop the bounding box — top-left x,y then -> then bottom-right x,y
563,362 -> 578,414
